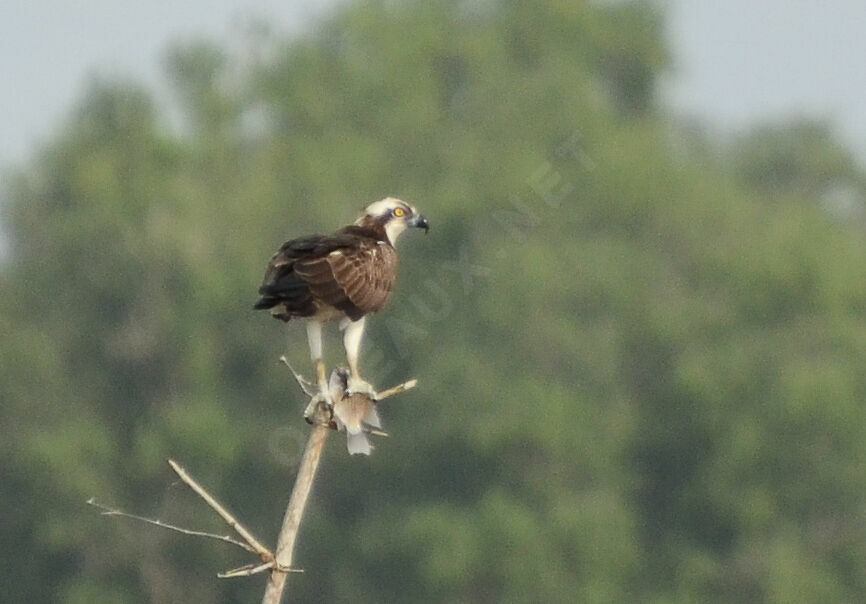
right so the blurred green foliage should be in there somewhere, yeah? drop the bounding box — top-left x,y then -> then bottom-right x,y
3,0 -> 866,602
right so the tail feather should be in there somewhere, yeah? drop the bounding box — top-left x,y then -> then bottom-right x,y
346,431 -> 372,456
365,406 -> 382,429
253,296 -> 277,310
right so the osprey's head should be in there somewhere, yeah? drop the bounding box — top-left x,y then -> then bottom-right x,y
357,197 -> 429,244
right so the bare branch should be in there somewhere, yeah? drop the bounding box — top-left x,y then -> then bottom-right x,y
279,356 -> 317,397
376,378 -> 418,401
220,561 -> 303,579
168,459 -> 273,560
261,421 -> 331,603
86,498 -> 256,554
261,369 -> 418,602
220,562 -> 273,578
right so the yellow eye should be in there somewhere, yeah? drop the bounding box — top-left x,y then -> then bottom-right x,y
393,207 -> 406,217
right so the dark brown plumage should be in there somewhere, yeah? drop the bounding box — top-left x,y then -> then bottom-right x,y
254,219 -> 398,322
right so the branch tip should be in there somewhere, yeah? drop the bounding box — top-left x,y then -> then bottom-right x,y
279,356 -> 317,396
87,497 -> 258,554
376,378 -> 418,401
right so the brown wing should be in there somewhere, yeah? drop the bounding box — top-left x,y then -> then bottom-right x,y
294,240 -> 398,321
254,224 -> 398,322
253,235 -> 332,318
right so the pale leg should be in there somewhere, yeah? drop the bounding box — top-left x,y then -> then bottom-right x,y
304,321 -> 331,420
306,321 -> 328,393
342,316 -> 377,398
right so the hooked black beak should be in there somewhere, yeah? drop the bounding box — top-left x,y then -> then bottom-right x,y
412,214 -> 430,233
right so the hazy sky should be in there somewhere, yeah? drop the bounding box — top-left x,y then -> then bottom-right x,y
664,0 -> 866,158
1,1 -> 865,169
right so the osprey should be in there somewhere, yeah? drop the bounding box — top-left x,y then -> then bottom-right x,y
254,197 -> 429,431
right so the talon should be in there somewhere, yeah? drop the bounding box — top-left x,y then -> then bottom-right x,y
346,376 -> 378,400
303,391 -> 333,425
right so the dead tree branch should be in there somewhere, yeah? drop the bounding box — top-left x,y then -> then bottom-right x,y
261,371 -> 417,604
167,459 -> 273,559
89,460 -> 296,578
261,421 -> 331,603
92,363 -> 416,602
87,497 -> 257,554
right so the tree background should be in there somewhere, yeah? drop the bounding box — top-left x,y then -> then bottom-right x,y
3,0 -> 866,602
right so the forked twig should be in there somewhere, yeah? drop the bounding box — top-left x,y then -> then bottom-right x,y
219,561 -> 303,579
167,459 -> 272,559
87,498 -> 256,554
89,461 -> 293,579
279,356 -> 317,396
